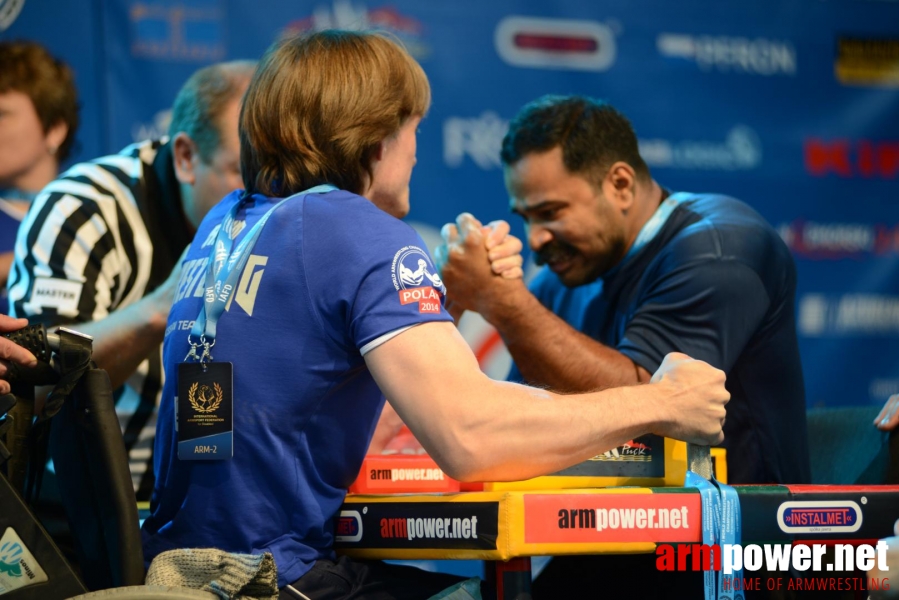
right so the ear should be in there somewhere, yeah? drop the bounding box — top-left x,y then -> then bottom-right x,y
172,133 -> 199,186
45,120 -> 68,156
602,161 -> 637,213
372,138 -> 386,163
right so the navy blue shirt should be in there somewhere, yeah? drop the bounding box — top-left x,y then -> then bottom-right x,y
511,193 -> 810,484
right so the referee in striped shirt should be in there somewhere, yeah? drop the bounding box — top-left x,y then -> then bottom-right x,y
7,60 -> 255,500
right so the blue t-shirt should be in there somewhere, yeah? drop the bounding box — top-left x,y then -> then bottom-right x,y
510,193 -> 810,485
141,189 -> 452,586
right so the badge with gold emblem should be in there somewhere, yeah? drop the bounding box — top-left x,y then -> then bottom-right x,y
177,361 -> 233,460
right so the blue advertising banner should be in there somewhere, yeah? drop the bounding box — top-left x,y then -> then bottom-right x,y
3,0 -> 898,410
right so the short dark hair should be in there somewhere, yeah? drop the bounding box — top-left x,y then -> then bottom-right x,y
0,41 -> 79,161
168,60 -> 256,163
500,95 -> 650,184
240,30 -> 430,197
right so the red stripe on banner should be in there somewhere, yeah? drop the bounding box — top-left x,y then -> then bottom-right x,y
474,330 -> 503,367
513,33 -> 598,53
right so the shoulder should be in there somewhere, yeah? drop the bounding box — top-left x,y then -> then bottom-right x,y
302,190 -> 426,256
187,190 -> 244,257
38,140 -> 162,208
661,193 -> 788,267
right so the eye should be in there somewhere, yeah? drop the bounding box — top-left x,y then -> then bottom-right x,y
537,207 -> 559,221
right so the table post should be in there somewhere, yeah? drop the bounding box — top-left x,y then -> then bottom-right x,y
488,557 -> 532,600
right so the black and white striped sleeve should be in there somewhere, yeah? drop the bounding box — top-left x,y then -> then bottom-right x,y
7,172 -> 134,325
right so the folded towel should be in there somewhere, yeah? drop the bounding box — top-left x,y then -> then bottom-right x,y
146,548 -> 278,600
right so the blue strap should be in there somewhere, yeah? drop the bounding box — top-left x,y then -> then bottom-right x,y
188,185 -> 337,357
686,470 -> 719,600
716,481 -> 744,600
686,469 -> 744,600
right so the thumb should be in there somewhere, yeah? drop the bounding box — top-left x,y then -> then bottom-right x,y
456,213 -> 484,242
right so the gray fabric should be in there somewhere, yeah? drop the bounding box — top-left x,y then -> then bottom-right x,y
145,549 -> 278,600
807,406 -> 892,484
68,585 -> 218,599
427,577 -> 482,600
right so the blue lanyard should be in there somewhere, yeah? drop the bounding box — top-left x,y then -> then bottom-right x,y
686,470 -> 744,600
186,184 -> 337,362
716,481 -> 743,597
686,470 -> 720,600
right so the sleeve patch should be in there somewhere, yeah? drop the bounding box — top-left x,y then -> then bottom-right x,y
29,277 -> 83,314
391,246 -> 445,313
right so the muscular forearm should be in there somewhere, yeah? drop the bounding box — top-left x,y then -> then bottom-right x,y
70,294 -> 169,389
366,323 -> 726,483
442,378 -> 667,482
488,287 -> 649,391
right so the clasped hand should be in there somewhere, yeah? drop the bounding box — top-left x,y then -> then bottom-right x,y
434,212 -> 525,321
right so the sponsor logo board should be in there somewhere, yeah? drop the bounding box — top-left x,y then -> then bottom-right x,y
524,493 -> 700,544
657,33 -> 796,75
495,16 -> 617,71
777,501 -> 863,534
333,502 -> 499,550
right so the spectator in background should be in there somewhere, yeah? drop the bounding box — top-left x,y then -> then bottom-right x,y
0,41 -> 79,315
7,60 -> 254,500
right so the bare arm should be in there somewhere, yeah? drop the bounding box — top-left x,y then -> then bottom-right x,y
70,286 -> 171,389
58,248 -> 186,389
437,214 -> 650,391
484,284 -> 649,390
367,400 -> 405,455
364,321 -> 727,482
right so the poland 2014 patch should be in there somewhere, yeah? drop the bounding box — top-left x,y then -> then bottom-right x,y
391,246 -> 445,314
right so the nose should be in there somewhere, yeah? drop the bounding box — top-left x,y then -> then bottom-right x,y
527,224 -> 552,252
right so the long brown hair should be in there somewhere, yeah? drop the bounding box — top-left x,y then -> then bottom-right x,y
240,30 -> 430,197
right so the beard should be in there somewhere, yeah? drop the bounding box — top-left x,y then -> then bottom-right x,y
534,240 -> 578,268
535,237 -> 627,288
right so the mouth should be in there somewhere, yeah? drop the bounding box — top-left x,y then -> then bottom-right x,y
545,257 -> 572,274
536,243 -> 577,275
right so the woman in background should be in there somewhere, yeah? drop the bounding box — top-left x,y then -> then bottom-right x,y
0,40 -> 79,313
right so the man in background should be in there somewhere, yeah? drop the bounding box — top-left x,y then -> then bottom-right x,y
7,60 -> 255,499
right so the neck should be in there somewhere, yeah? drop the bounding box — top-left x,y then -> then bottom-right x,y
8,154 -> 59,194
624,179 -> 664,248
178,182 -> 200,234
